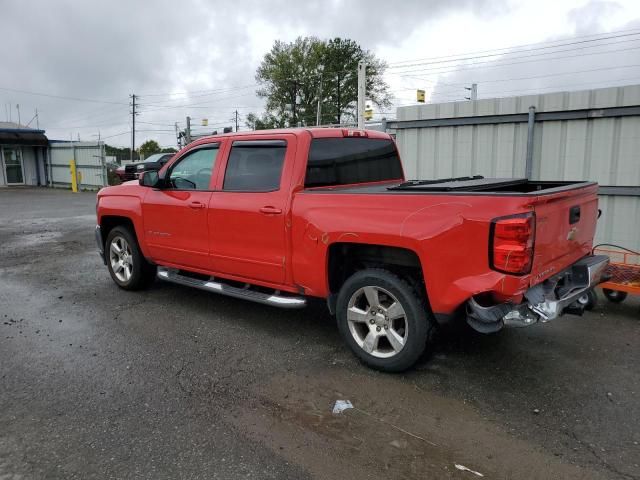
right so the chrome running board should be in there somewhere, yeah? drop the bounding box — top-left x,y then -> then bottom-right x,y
157,268 -> 307,309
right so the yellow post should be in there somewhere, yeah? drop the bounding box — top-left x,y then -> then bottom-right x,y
70,159 -> 78,193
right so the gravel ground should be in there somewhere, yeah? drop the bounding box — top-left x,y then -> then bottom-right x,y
1,187 -> 639,479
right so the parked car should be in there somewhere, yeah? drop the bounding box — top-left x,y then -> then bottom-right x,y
95,128 -> 607,371
115,153 -> 174,182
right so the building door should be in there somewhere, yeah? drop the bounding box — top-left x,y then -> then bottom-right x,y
2,148 -> 24,185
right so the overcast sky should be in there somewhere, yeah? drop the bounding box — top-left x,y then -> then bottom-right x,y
2,0 -> 640,149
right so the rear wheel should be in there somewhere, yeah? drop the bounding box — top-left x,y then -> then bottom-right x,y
603,288 -> 627,303
336,269 -> 434,372
106,226 -> 156,290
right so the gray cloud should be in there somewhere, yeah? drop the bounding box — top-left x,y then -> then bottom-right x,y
1,0 -> 502,146
3,0 -> 637,148
421,10 -> 640,104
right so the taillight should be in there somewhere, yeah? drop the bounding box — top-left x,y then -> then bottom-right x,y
489,213 -> 535,275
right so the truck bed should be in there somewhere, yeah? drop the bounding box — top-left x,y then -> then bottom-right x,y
307,177 -> 595,195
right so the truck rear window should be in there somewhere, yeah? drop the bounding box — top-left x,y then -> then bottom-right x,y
305,138 -> 403,188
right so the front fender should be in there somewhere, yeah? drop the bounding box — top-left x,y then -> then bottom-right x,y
97,191 -> 149,258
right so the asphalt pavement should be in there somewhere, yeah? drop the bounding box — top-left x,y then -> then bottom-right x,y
1,187 -> 639,479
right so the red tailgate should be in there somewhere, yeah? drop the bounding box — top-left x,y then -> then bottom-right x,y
529,184 -> 599,285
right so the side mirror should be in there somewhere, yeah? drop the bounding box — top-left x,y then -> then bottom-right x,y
139,169 -> 161,187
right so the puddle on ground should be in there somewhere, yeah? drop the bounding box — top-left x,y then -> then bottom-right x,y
231,369 -> 605,480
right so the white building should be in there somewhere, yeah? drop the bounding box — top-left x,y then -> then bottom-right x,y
0,122 -> 48,187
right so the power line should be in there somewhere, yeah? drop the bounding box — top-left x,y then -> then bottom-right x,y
40,103 -> 127,127
388,29 -> 640,68
137,120 -> 177,127
100,129 -> 175,140
0,86 -> 126,105
399,63 -> 640,88
138,85 -> 259,106
137,83 -> 259,97
387,44 -> 640,77
137,94 -> 261,112
477,75 -> 640,97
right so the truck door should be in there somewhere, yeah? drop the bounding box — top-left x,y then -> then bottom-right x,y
142,143 -> 221,269
208,136 -> 295,285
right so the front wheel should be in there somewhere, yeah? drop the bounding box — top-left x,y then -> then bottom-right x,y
105,226 -> 156,290
336,269 -> 435,372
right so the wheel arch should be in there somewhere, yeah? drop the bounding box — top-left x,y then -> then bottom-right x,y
326,242 -> 432,316
99,215 -> 137,250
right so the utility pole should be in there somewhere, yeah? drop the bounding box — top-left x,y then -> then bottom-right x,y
291,80 -> 298,127
234,110 -> 239,132
186,116 -> 191,144
16,104 -> 21,125
175,122 -> 180,148
336,74 -> 341,125
35,109 -> 39,130
316,65 -> 324,126
357,61 -> 366,129
465,83 -> 478,101
130,94 -> 137,159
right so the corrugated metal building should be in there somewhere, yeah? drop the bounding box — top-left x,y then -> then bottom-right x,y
48,141 -> 107,189
390,84 -> 640,249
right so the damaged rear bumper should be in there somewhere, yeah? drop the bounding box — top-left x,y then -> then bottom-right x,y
467,255 -> 609,333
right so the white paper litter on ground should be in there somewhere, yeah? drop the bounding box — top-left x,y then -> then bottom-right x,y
332,400 -> 354,414
454,464 -> 484,477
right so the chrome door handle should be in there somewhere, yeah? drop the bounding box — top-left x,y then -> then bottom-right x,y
259,206 -> 282,215
189,201 -> 205,209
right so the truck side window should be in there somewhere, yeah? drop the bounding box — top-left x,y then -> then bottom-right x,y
168,146 -> 219,190
305,138 -> 403,188
223,140 -> 286,192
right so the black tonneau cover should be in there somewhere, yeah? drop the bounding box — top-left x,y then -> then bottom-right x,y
388,176 -> 528,192
304,176 -> 594,196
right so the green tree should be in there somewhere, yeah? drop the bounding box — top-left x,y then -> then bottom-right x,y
139,140 -> 160,159
248,37 -> 391,129
160,147 -> 178,153
245,112 -> 281,130
105,144 -> 137,163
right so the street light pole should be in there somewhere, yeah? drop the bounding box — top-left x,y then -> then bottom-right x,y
357,61 -> 366,129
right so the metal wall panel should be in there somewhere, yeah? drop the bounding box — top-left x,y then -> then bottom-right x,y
49,142 -> 106,189
0,150 -> 5,185
394,84 -> 640,249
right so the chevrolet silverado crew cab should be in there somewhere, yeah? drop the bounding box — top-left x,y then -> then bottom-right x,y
95,128 -> 608,372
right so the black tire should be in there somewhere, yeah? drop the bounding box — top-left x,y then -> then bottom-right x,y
105,226 -> 157,291
578,289 -> 598,311
603,288 -> 627,303
336,269 -> 435,372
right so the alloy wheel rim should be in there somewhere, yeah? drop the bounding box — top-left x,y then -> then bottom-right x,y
109,236 -> 133,282
346,286 -> 408,358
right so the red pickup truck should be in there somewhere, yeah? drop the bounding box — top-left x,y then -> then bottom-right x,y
96,128 -> 608,371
